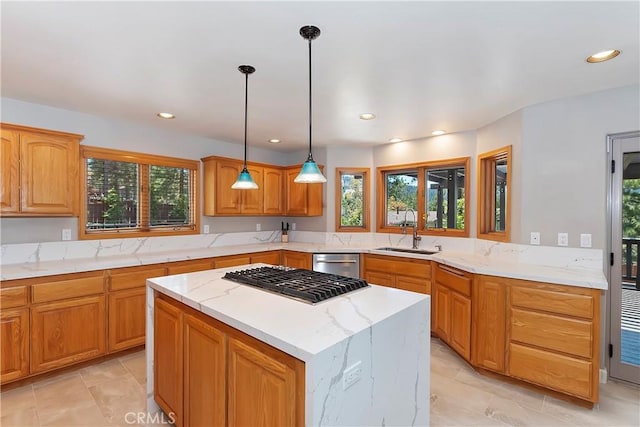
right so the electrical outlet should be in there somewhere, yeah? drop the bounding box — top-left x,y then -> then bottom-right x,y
291,223 -> 296,231
557,232 -> 569,247
530,232 -> 540,245
256,223 -> 261,231
203,225 -> 210,234
61,229 -> 72,241
580,233 -> 592,248
342,361 -> 362,390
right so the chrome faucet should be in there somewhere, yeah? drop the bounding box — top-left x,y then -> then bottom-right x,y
402,209 -> 421,249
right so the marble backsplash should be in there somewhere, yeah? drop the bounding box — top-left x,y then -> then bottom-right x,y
1,229 -> 603,271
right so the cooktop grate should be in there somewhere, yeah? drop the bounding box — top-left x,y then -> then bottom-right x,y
223,266 -> 369,304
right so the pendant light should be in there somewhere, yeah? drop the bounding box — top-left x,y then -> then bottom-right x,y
232,65 -> 259,189
294,25 -> 327,183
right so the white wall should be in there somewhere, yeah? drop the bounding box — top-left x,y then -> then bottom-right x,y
0,97 -> 290,243
520,85 -> 640,249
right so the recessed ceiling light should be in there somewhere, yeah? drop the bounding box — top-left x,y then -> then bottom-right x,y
586,49 -> 621,63
268,139 -> 281,144
389,138 -> 403,143
432,130 -> 446,136
359,113 -> 376,120
157,112 -> 175,119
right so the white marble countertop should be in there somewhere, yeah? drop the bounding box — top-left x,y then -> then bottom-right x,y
147,263 -> 428,362
1,241 -> 608,289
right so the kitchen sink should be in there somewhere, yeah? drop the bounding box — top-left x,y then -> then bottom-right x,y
375,247 -> 439,255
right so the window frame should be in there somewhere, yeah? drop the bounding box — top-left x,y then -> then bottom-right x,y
376,157 -> 470,237
335,167 -> 370,232
477,145 -> 512,242
79,146 -> 200,240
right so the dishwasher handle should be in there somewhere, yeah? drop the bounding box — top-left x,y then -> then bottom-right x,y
314,259 -> 358,263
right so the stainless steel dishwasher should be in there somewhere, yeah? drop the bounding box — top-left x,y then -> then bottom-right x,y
312,253 -> 360,278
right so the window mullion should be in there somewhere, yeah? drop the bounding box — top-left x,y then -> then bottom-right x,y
139,164 -> 150,231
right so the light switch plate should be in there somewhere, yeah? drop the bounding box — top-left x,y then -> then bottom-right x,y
530,232 -> 540,245
580,233 -> 592,248
558,232 -> 569,246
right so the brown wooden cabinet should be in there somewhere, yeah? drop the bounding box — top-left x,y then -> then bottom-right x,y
154,296 -> 184,426
107,265 -> 166,352
184,311 -> 226,427
166,259 -> 215,275
284,166 -> 323,216
472,276 -> 506,372
282,250 -> 312,269
263,167 -> 284,215
250,250 -> 282,265
1,308 -> 29,383
1,123 -> 83,216
363,254 -> 432,294
154,294 -> 304,426
433,263 -> 472,361
30,295 -> 106,374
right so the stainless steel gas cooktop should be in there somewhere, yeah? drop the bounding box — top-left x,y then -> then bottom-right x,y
223,266 -> 369,304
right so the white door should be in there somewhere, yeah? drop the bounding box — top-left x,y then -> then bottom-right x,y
609,132 -> 640,384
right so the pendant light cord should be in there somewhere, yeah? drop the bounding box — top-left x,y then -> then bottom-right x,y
307,36 -> 313,161
243,71 -> 249,168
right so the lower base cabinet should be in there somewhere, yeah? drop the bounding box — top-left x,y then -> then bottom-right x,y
30,295 -> 106,374
108,288 -> 146,352
154,294 -> 304,427
0,308 -> 29,382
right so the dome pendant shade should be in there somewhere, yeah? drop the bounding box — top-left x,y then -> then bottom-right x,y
233,64 -> 259,190
295,25 -> 327,184
232,167 -> 259,189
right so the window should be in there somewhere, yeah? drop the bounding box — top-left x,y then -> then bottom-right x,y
377,158 -> 469,237
335,168 -> 370,232
478,145 -> 512,242
80,146 -> 199,239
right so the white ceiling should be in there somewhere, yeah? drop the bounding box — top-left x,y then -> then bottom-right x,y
2,1 -> 639,151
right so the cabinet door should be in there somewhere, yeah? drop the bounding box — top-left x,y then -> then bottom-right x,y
1,308 -> 29,383
396,275 -> 430,294
154,297 -> 183,426
433,283 -> 451,341
263,167 -> 283,215
241,166 -> 264,214
250,251 -> 281,265
227,335 -> 302,427
108,288 -> 146,352
282,251 -> 311,269
215,254 -> 251,269
364,271 -> 395,288
184,313 -> 226,427
215,160 -> 242,214
30,296 -> 106,373
450,292 -> 471,361
473,277 -> 506,372
20,132 -> 79,214
284,168 -> 308,216
0,128 -> 19,214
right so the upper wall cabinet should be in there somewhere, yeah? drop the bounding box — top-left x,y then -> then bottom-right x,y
284,165 -> 323,217
201,156 -> 284,216
1,123 -> 83,216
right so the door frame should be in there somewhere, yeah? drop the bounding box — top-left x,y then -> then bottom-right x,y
606,130 -> 640,383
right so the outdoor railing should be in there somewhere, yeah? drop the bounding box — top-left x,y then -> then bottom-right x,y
622,237 -> 640,290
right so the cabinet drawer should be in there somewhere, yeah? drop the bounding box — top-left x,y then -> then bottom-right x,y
32,275 -> 104,304
215,255 -> 251,269
364,271 -> 394,288
0,286 -> 28,308
365,255 -> 430,278
510,286 -> 593,319
110,266 -> 166,291
508,343 -> 593,400
396,276 -> 430,294
167,262 -> 213,276
434,264 -> 471,297
510,308 -> 592,358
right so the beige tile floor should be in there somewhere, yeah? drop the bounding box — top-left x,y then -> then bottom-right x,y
1,338 -> 639,426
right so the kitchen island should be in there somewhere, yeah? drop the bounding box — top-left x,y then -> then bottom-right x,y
146,264 -> 430,426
